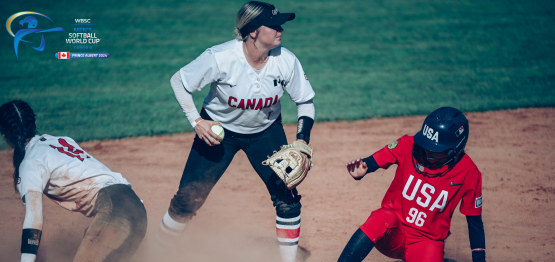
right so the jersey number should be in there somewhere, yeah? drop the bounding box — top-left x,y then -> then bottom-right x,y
406,207 -> 427,227
50,138 -> 88,161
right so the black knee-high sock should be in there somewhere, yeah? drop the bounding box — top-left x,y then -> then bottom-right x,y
337,229 -> 375,262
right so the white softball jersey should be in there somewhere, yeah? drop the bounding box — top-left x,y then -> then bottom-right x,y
179,39 -> 315,134
17,134 -> 130,217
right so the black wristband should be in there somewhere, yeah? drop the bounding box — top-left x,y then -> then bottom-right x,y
21,228 -> 42,255
361,155 -> 381,174
296,116 -> 314,144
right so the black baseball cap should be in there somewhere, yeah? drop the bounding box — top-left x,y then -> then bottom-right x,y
239,5 -> 295,38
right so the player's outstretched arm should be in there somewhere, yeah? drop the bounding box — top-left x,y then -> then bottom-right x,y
21,191 -> 43,262
345,156 -> 382,180
193,117 -> 222,146
345,158 -> 368,180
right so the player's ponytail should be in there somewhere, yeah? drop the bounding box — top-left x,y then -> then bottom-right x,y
234,1 -> 272,41
0,100 -> 37,193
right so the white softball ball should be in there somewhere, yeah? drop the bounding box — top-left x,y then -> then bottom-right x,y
211,125 -> 225,142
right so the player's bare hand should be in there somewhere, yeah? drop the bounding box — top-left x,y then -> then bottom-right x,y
345,158 -> 367,180
194,118 -> 222,146
296,139 -> 308,145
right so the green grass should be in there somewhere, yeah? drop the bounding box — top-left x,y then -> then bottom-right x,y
1,0 -> 554,149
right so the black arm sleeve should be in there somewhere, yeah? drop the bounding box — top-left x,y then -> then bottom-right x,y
466,215 -> 486,262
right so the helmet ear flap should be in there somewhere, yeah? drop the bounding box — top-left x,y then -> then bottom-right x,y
454,137 -> 467,155
412,143 -> 426,165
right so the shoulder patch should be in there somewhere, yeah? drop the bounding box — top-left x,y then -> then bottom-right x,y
39,137 -> 47,141
17,177 -> 21,184
304,73 -> 308,80
475,196 -> 482,208
388,140 -> 398,149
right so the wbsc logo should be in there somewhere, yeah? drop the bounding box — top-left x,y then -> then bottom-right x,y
5,11 -> 64,59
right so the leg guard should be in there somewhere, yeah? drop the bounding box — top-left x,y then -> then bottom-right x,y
271,182 -> 302,218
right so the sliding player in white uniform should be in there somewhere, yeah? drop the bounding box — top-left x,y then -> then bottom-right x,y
1,100 -> 147,262
157,2 -> 315,261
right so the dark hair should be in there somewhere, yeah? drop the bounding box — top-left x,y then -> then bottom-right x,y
0,100 -> 37,192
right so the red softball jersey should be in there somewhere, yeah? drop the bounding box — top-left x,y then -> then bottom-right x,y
372,135 -> 482,241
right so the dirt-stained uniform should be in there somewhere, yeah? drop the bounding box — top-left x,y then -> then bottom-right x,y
361,135 -> 482,260
338,107 -> 486,262
18,134 -> 147,262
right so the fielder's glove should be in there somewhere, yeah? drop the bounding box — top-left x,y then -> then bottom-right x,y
262,141 -> 313,190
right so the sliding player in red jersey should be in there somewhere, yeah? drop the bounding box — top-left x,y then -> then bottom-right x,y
338,107 -> 486,262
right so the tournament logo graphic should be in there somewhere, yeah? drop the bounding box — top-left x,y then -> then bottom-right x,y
6,11 -> 64,59
455,126 -> 464,137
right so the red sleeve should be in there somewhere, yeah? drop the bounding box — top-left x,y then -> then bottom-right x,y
372,135 -> 410,169
460,170 -> 483,216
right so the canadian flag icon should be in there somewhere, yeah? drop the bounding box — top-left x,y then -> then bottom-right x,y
57,52 -> 69,59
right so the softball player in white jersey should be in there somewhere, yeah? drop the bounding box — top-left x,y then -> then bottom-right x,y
158,2 -> 315,261
1,100 -> 147,262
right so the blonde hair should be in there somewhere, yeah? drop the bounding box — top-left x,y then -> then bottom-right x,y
233,1 -> 272,41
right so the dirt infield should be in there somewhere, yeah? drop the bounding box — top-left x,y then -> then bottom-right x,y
1,108 -> 554,262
